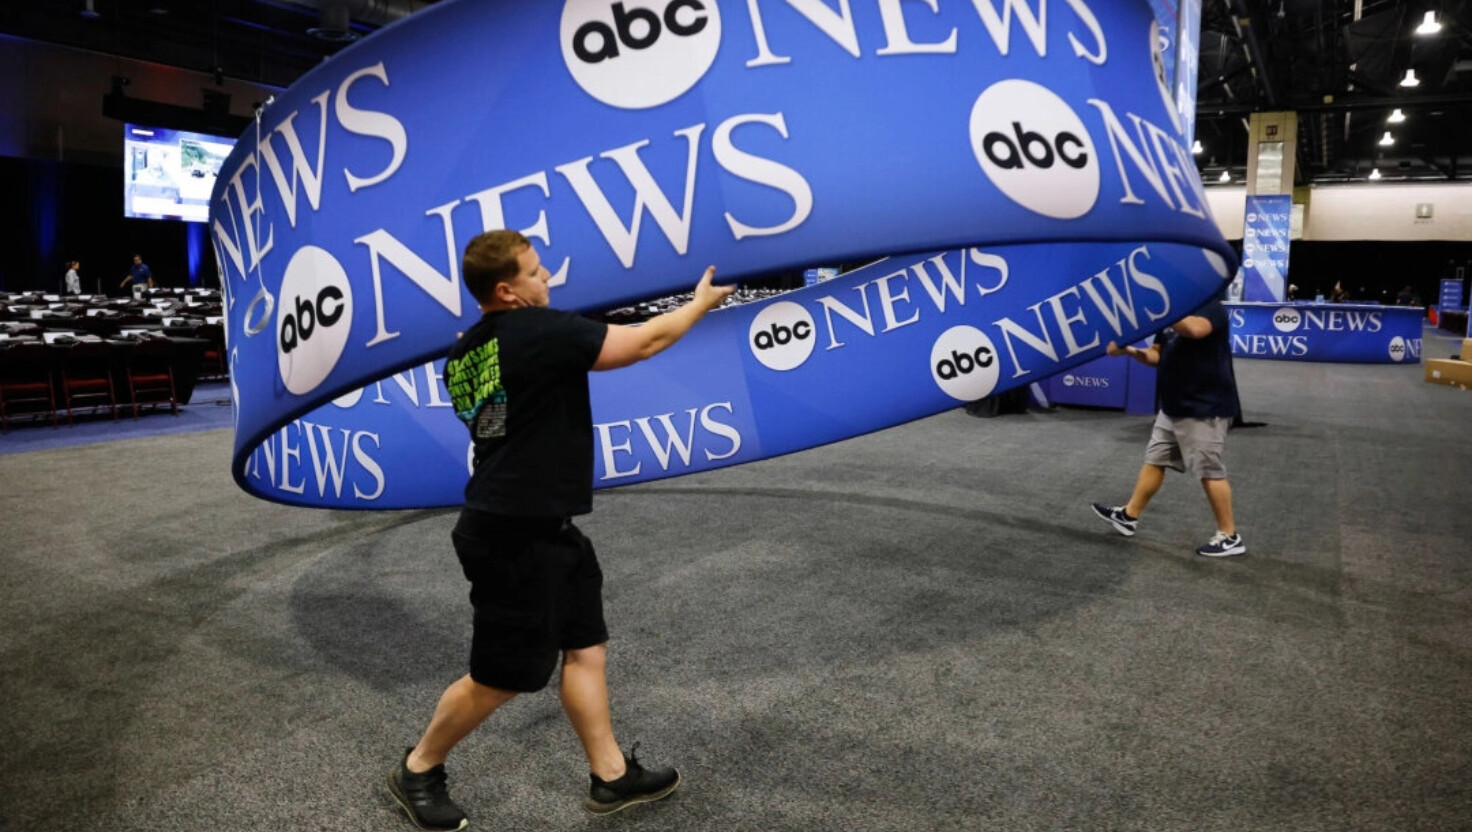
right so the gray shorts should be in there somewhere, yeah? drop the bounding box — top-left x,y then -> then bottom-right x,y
1144,412 -> 1230,480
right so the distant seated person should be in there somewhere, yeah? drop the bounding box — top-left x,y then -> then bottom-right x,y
1395,285 -> 1418,306
119,254 -> 154,293
1329,281 -> 1349,303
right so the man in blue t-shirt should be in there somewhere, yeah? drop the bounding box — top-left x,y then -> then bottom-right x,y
1091,296 -> 1246,557
386,230 -> 732,832
119,254 -> 153,292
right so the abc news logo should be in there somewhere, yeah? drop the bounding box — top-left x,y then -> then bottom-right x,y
276,246 -> 354,396
560,0 -> 721,109
745,302 -> 1003,402
1062,373 -> 1109,388
936,345 -> 994,379
1387,335 -> 1416,362
279,287 -> 346,354
1272,307 -> 1302,333
931,325 -> 1000,401
979,123 -> 1089,172
969,79 -> 1099,220
569,0 -> 708,62
748,301 -> 815,371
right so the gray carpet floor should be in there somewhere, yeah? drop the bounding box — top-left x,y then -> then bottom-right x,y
2,332 -> 1470,832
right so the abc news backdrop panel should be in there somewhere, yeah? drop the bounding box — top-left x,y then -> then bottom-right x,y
1227,303 -> 1425,364
209,0 -> 1235,509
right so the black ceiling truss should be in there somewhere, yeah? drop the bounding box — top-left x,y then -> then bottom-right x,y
1196,0 -> 1472,183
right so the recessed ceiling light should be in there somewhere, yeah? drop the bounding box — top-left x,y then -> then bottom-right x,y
1400,69 -> 1420,87
1416,11 -> 1442,35
1218,170 -> 1231,182
1192,140 -> 1204,155
1388,108 -> 1406,123
1369,168 -> 1382,180
1379,131 -> 1396,146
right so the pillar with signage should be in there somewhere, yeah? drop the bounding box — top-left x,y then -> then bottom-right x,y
1240,113 -> 1297,302
1440,278 -> 1466,313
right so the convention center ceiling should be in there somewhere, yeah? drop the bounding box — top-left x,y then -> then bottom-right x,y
2,0 -> 1469,182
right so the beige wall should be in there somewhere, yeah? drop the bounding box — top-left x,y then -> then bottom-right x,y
1203,183 -> 1472,242
1204,187 -> 1247,239
1301,184 -> 1472,241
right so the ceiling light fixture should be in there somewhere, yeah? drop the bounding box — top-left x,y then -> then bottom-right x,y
1400,68 -> 1420,87
307,4 -> 361,42
1218,170 -> 1231,182
1379,131 -> 1396,146
1388,108 -> 1406,123
1192,139 -> 1204,155
1369,168 -> 1382,180
1416,11 -> 1442,35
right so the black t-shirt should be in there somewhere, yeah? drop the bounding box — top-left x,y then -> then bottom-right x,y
444,306 -> 608,518
1155,300 -> 1238,419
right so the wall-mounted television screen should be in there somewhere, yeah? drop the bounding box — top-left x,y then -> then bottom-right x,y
123,123 -> 236,223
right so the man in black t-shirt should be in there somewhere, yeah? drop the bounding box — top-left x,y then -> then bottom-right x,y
1090,298 -> 1247,558
386,230 -> 732,832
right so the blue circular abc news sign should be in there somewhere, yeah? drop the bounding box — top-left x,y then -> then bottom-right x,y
211,0 -> 1235,508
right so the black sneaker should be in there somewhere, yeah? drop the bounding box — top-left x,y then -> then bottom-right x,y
386,749 -> 469,831
1091,503 -> 1138,537
585,743 -> 680,815
1196,532 -> 1247,557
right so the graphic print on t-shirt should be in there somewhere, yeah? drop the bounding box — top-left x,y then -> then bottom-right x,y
445,338 -> 507,440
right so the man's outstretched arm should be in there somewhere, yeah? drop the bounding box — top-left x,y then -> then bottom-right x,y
592,267 -> 733,371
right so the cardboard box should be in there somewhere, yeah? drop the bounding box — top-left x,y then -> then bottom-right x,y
1425,358 -> 1472,388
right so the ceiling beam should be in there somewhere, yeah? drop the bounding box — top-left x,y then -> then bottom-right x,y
1198,91 -> 1472,116
1226,0 -> 1280,108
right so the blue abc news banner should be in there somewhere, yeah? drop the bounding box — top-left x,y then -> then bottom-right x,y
1439,278 -> 1465,312
1226,302 -> 1424,364
1045,352 -> 1132,409
211,0 -> 1234,509
1240,194 -> 1291,302
1173,0 -> 1201,141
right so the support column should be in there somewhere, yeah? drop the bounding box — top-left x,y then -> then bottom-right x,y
1240,112 -> 1297,302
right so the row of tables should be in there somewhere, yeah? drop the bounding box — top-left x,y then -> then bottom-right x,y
1,289 -> 226,424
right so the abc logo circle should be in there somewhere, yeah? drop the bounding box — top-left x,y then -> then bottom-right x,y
277,246 -> 353,396
1388,336 -> 1407,362
561,0 -> 721,110
749,301 -> 815,371
1063,374 -> 1077,387
931,325 -> 1000,401
969,79 -> 1098,219
1272,307 -> 1301,332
